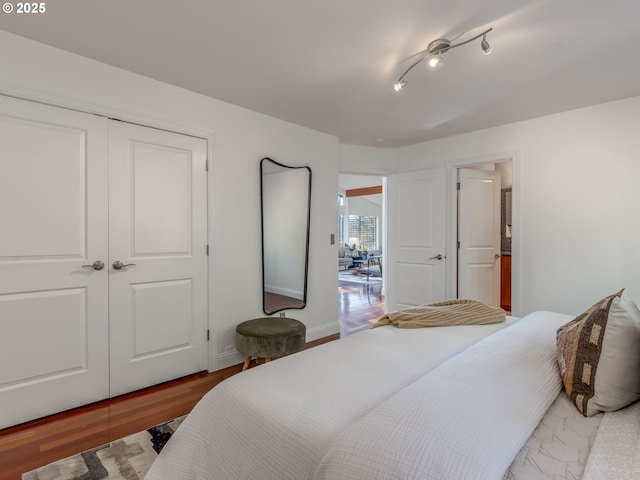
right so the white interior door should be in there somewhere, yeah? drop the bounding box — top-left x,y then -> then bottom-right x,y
457,168 -> 501,306
108,121 -> 208,396
386,168 -> 446,313
0,96 -> 109,428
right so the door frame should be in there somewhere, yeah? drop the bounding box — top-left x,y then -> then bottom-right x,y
337,172 -> 389,308
445,150 -> 521,316
0,86 -> 218,372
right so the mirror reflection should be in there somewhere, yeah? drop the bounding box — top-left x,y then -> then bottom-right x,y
261,157 -> 312,315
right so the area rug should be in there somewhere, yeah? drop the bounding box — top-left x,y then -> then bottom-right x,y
339,269 -> 382,285
22,416 -> 186,480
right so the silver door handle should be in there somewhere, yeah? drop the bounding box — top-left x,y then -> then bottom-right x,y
495,253 -> 502,260
113,260 -> 136,270
82,260 -> 105,271
429,254 -> 445,260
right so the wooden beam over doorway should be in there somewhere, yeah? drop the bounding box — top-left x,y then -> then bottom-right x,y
345,185 -> 382,197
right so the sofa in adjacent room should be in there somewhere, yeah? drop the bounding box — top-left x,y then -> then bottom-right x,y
338,246 -> 354,270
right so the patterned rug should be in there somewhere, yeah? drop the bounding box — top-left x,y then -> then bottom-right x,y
22,416 -> 186,480
338,269 -> 382,285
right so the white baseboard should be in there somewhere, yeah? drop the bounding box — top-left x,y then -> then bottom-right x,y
264,285 -> 303,300
305,321 -> 340,342
215,350 -> 246,370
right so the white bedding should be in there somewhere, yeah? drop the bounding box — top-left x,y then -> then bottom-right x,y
146,317 -> 516,480
582,400 -> 640,479
313,311 -> 568,480
146,309 -> 640,480
505,393 -> 603,480
507,393 -> 640,480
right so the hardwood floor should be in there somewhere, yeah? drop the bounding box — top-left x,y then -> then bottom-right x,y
339,279 -> 385,336
0,366 -> 240,480
0,285 -> 381,479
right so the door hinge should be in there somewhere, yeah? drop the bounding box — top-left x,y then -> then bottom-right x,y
206,244 -> 209,256
205,159 -> 209,172
456,182 -> 461,190
207,329 -> 210,341
457,240 -> 461,249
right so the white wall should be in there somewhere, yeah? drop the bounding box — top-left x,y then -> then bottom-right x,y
348,196 -> 382,218
396,95 -> 640,316
339,144 -> 396,174
0,30 -> 340,370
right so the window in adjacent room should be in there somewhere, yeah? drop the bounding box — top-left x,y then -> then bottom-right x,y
338,193 -> 346,244
348,215 -> 378,250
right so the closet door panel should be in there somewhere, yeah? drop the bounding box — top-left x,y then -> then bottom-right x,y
131,144 -> 192,255
108,121 -> 208,397
0,96 -> 109,429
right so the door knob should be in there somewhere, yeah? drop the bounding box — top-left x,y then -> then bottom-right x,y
429,254 -> 445,260
112,260 -> 136,270
82,260 -> 105,270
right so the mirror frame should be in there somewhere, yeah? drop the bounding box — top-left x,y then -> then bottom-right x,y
260,157 -> 312,315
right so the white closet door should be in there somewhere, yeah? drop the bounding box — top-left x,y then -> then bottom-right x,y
0,96 -> 109,429
108,121 -> 208,396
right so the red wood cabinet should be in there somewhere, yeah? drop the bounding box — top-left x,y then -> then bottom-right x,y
500,255 -> 512,311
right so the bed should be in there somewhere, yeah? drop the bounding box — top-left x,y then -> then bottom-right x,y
146,302 -> 640,479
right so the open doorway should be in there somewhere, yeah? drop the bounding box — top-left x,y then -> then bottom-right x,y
383,156 -> 517,316
337,174 -> 386,336
455,160 -> 512,313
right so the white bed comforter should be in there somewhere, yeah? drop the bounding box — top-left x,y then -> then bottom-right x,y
313,311 -> 567,480
146,318 -> 516,480
146,312 -> 573,480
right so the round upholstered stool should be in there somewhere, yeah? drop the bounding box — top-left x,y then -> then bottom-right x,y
235,317 -> 306,370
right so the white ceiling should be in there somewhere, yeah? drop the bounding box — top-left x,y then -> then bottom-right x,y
2,0 -> 639,147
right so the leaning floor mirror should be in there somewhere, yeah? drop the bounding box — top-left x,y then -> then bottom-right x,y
260,157 -> 312,315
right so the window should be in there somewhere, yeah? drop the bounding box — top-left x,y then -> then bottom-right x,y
338,214 -> 345,244
337,194 -> 346,244
348,215 -> 378,250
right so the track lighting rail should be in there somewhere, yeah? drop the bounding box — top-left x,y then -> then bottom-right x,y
394,27 -> 493,91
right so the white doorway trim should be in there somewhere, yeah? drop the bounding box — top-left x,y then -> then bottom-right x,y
445,150 -> 521,316
337,172 -> 388,318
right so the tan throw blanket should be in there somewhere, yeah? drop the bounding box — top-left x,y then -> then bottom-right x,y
372,299 -> 505,329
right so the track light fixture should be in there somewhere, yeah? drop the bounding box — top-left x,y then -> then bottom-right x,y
481,33 -> 492,55
393,80 -> 407,92
394,27 -> 493,92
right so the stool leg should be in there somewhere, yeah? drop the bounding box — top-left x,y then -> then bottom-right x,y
242,355 -> 251,371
